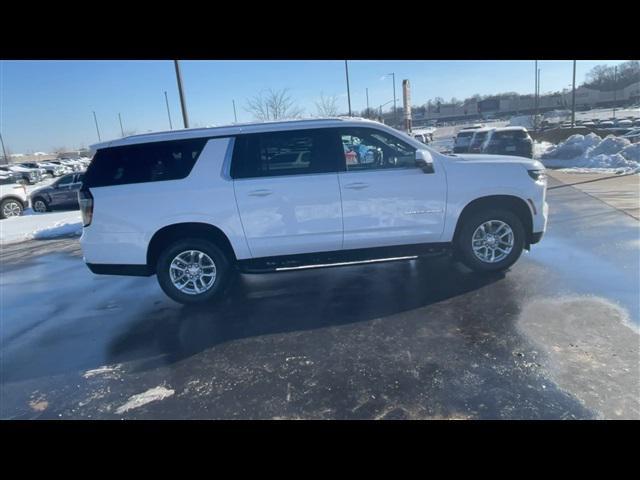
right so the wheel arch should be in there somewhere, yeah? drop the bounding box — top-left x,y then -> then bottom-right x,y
146,222 -> 237,274
453,195 -> 534,248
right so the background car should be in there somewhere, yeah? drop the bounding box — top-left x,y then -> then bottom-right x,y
0,168 -> 25,184
468,128 -> 495,153
1,164 -> 41,184
0,176 -> 28,219
453,127 -> 482,153
37,161 -> 66,177
481,127 -> 533,158
30,173 -> 84,212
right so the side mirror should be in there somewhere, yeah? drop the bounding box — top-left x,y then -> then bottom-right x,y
415,150 -> 435,173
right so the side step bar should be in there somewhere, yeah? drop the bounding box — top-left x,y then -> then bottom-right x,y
237,243 -> 451,274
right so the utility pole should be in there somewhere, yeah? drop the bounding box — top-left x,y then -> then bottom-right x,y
345,60 -> 352,117
613,65 -> 618,119
174,60 -> 190,128
534,60 -> 538,130
0,131 -> 8,164
93,111 -> 101,142
537,68 -> 541,120
118,113 -> 124,137
391,73 -> 397,127
232,99 -> 238,123
571,60 -> 576,127
164,91 -> 173,130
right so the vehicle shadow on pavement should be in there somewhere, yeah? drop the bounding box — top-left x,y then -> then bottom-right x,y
106,256 -> 501,368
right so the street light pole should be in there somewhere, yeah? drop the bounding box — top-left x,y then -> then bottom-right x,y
232,99 -> 238,123
345,60 -> 352,117
164,91 -> 173,130
571,60 -> 576,127
93,111 -> 101,142
118,113 -> 124,137
0,131 -> 8,164
366,88 -> 369,117
174,60 -> 190,128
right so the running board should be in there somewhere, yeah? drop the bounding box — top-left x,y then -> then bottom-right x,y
237,243 -> 451,274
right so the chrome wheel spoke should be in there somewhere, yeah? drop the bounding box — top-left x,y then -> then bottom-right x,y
169,249 -> 217,295
471,220 -> 514,263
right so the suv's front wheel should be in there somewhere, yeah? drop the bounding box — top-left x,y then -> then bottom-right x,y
156,238 -> 230,304
456,209 -> 525,273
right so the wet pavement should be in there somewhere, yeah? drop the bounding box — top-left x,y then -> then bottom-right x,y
1,178 -> 638,419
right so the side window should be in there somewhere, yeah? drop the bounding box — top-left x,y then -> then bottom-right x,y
340,128 -> 416,171
231,129 -> 341,179
82,138 -> 207,188
57,175 -> 73,186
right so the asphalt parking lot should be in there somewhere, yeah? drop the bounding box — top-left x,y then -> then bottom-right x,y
1,177 -> 638,420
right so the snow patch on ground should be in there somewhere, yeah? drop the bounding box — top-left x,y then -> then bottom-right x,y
536,133 -> 640,174
83,364 -> 123,379
0,210 -> 82,245
115,386 -> 175,414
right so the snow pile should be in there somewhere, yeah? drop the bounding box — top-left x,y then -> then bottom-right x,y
538,133 -> 640,174
0,211 -> 82,245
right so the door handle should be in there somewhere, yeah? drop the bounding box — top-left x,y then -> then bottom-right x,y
248,189 -> 273,197
344,182 -> 369,190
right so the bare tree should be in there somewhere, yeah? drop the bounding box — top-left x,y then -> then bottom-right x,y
315,92 -> 340,117
245,88 -> 304,121
361,107 -> 378,119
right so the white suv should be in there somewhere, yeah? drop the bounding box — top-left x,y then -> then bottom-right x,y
0,176 -> 28,219
80,118 -> 548,304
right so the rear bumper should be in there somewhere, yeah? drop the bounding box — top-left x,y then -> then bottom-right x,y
86,263 -> 153,277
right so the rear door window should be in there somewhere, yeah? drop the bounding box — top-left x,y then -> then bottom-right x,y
230,128 -> 342,179
83,138 -> 207,188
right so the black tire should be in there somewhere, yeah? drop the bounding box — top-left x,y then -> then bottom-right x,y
0,198 -> 24,219
32,197 -> 49,213
456,208 -> 525,273
156,238 -> 231,305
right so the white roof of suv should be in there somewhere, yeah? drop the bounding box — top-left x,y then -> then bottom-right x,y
91,117 -> 389,151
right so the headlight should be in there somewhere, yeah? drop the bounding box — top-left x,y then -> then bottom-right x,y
528,169 -> 546,183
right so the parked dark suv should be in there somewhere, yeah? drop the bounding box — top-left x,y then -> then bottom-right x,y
30,173 -> 84,212
481,127 -> 533,159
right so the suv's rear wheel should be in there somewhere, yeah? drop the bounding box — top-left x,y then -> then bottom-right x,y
156,238 -> 230,304
457,209 -> 525,273
1,198 -> 24,219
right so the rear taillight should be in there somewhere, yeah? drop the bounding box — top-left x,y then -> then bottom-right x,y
79,189 -> 94,227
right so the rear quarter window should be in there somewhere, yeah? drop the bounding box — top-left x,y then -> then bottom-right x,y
83,138 -> 207,188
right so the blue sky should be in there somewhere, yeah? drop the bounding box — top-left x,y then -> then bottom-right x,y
0,60 -> 626,153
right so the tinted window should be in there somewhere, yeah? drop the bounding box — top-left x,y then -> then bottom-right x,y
0,177 -> 14,185
231,129 -> 341,179
57,175 -> 74,186
340,128 -> 416,171
83,138 -> 207,188
488,130 -> 530,144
